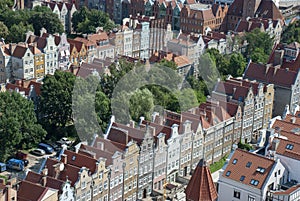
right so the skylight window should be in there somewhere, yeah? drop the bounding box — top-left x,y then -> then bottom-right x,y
250,179 -> 259,186
232,159 -> 238,164
286,144 -> 294,150
256,167 -> 266,174
240,175 -> 245,181
226,171 -> 231,176
72,155 -> 76,161
246,162 -> 252,168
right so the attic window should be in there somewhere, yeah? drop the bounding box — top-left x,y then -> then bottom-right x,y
246,162 -> 252,168
72,155 -> 76,161
240,175 -> 245,181
286,144 -> 294,150
226,171 -> 231,176
256,167 -> 265,174
232,159 -> 238,164
250,179 -> 259,186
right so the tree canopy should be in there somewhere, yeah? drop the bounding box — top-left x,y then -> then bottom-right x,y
130,88 -> 154,122
0,5 -> 63,43
72,6 -> 115,34
206,48 -> 246,78
0,92 -> 46,161
244,28 -> 274,64
38,71 -> 76,138
281,19 -> 300,44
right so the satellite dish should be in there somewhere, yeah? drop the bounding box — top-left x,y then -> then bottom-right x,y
59,163 -> 65,171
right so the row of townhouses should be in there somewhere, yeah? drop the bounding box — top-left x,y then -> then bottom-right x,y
0,21 -> 233,83
12,97 -> 239,200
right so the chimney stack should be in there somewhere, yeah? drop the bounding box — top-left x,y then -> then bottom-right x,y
41,176 -> 47,187
61,154 -> 67,164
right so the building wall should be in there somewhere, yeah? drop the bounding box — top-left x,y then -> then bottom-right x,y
123,141 -> 139,201
59,182 -> 75,201
153,134 -> 167,191
137,130 -> 154,199
166,125 -> 181,183
34,54 -> 45,79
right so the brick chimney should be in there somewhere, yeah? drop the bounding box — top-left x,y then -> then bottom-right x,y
273,50 -> 284,66
61,154 -> 67,164
41,176 -> 47,187
9,43 -> 17,54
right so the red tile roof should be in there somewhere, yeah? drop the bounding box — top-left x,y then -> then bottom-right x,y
185,159 -> 218,201
223,149 -> 275,189
79,144 -> 114,166
25,171 -> 65,194
18,180 -> 50,201
62,149 -> 97,174
273,184 -> 300,195
107,122 -> 146,145
256,0 -> 284,21
244,62 -> 297,88
272,119 -> 300,133
275,138 -> 300,161
45,158 -> 81,186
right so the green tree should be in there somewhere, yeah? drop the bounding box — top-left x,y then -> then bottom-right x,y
0,92 -> 46,161
129,88 -> 154,122
0,22 -> 8,39
175,88 -> 198,112
228,53 -> 247,77
7,22 -> 33,43
38,71 -> 76,136
159,59 -> 178,70
281,20 -> 300,44
29,6 -> 64,35
245,28 -> 273,63
72,6 -> 115,34
250,47 -> 270,64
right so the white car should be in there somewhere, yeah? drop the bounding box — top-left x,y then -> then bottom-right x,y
31,148 -> 46,156
56,137 -> 73,145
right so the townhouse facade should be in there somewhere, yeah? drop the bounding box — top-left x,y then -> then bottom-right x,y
43,1 -> 77,33
213,77 -> 275,143
11,44 -> 35,80
180,3 -> 228,34
244,62 -> 300,117
26,31 -> 59,75
0,43 -> 12,83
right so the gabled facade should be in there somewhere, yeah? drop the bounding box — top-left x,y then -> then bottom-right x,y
0,43 -> 12,83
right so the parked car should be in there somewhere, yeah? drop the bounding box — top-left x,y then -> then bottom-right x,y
38,143 -> 54,154
31,148 -> 45,156
0,162 -> 6,172
6,159 -> 24,171
56,137 -> 73,145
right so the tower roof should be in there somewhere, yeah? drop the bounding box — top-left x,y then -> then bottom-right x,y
185,159 -> 218,201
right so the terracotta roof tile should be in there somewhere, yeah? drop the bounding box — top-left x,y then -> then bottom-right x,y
256,0 -> 284,21
244,62 -> 297,88
275,138 -> 300,161
185,159 -> 218,201
25,171 -> 65,194
18,180 -> 49,201
223,149 -> 275,189
62,150 -> 97,174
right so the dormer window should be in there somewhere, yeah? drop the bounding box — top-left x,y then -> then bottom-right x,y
226,171 -> 231,176
250,179 -> 259,186
256,167 -> 265,174
286,144 -> 294,150
246,162 -> 252,168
